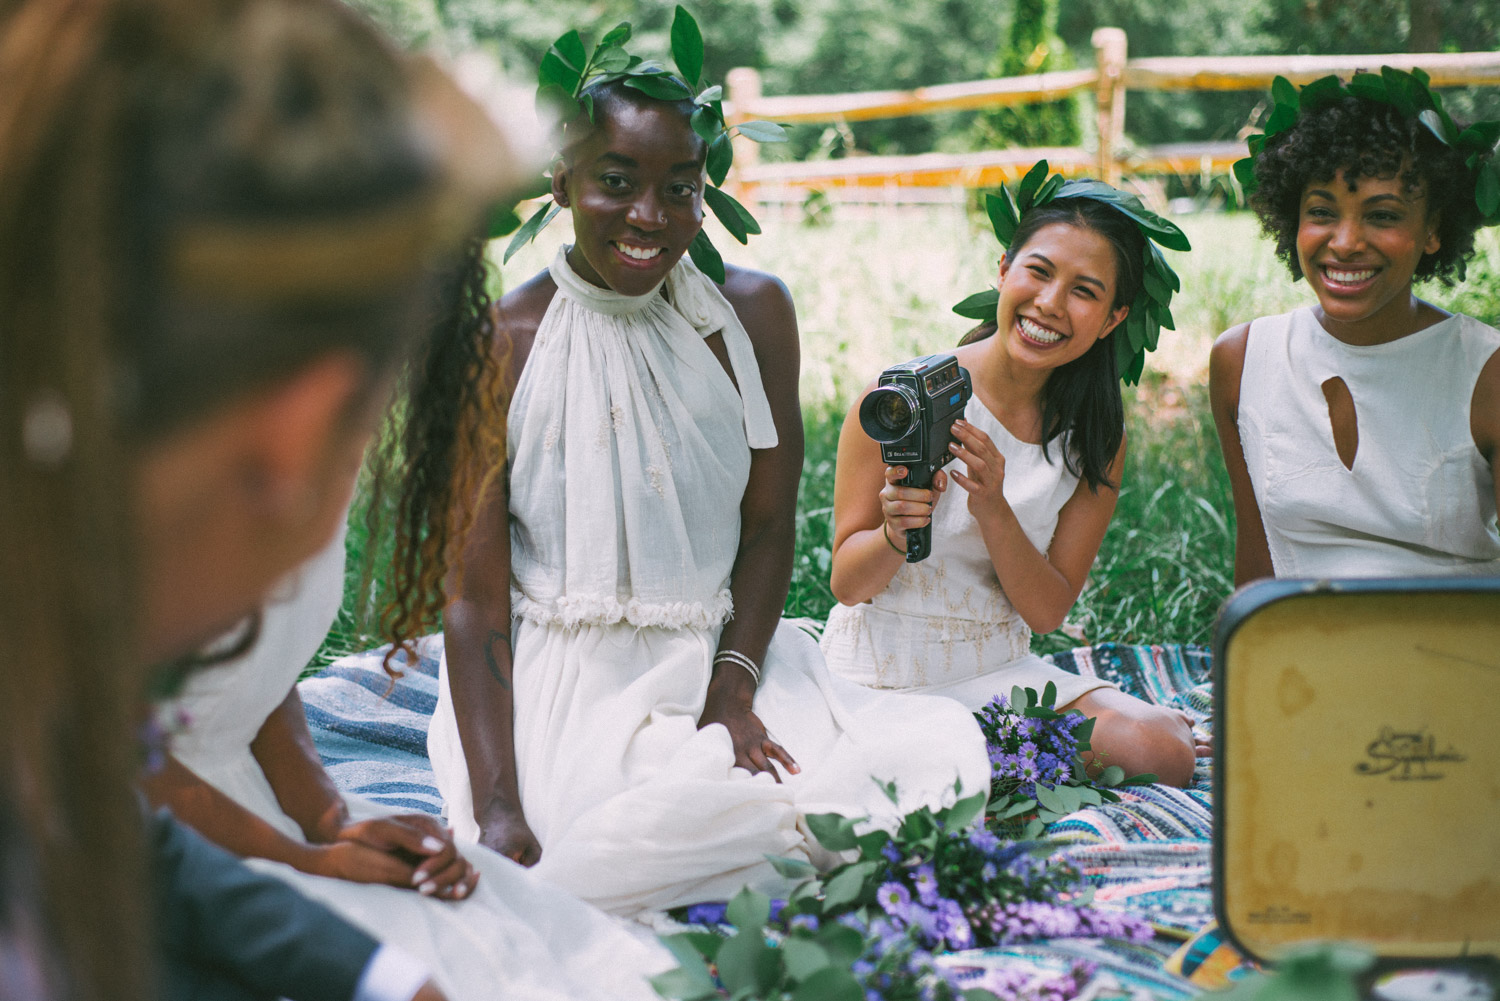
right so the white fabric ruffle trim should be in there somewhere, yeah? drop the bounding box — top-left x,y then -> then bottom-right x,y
512,590 -> 734,631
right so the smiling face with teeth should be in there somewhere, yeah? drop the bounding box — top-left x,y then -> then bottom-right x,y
1296,168 -> 1442,344
552,89 -> 707,297
993,221 -> 1131,376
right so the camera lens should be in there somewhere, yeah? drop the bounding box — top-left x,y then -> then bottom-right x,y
859,385 -> 919,443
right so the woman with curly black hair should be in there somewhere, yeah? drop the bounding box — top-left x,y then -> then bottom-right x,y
1210,72 -> 1500,584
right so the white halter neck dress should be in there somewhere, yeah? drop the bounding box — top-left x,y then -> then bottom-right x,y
428,248 -> 988,915
820,394 -> 1116,710
164,526 -> 670,1001
1238,307 -> 1500,577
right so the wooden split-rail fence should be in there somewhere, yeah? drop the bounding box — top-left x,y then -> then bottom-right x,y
723,29 -> 1500,201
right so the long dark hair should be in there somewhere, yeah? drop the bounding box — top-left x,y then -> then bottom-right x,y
959,196 -> 1143,491
0,0 -> 474,996
362,236 -> 509,670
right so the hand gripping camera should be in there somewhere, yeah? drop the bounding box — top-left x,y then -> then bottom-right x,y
858,353 -> 973,563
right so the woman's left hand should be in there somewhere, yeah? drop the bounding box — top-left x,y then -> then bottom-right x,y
335,814 -> 480,900
698,694 -> 799,782
947,419 -> 1008,516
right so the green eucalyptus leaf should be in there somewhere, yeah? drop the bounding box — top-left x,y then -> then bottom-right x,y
704,185 -> 761,244
678,931 -> 724,960
953,288 -> 1000,320
790,878 -> 824,910
695,84 -> 723,106
1419,108 -> 1453,146
1053,783 -> 1083,815
736,120 -> 789,143
816,924 -> 865,964
1120,771 -> 1159,786
706,133 -> 734,187
1035,807 -> 1062,825
1016,159 -> 1050,210
1125,309 -> 1147,351
726,886 -> 772,930
1459,122 -> 1500,152
670,5 -> 705,89
649,966 -> 719,1001
1142,268 -> 1172,306
984,192 -> 1019,247
1113,333 -> 1137,382
503,202 -> 561,264
1100,764 -> 1126,786
965,990 -> 1004,1001
806,812 -> 861,853
624,74 -> 694,101
1041,680 -> 1057,708
1271,75 -> 1298,109
714,927 -> 776,995
765,852 -> 820,880
1381,66 -> 1417,117
875,777 -> 901,806
1100,788 -> 1122,803
1034,782 -> 1068,815
592,46 -> 632,74
1265,101 -> 1300,135
791,967 -> 864,1001
580,92 -> 595,122
597,21 -> 631,51
1152,302 -> 1175,333
941,791 -> 987,831
823,860 -> 878,909
539,49 -> 582,95
1000,797 -> 1037,819
1233,156 -> 1257,193
1022,817 -> 1045,839
550,29 -> 587,73
1120,349 -> 1146,385
1298,75 -> 1347,112
1035,172 -> 1065,206
1346,72 -> 1386,102
1146,241 -> 1181,291
688,229 -> 725,283
486,204 -> 522,239
1076,785 -> 1102,806
1478,161 -> 1500,218
855,827 -> 891,860
781,938 -> 831,981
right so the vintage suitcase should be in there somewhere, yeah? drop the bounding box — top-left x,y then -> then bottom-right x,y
1213,578 -> 1500,966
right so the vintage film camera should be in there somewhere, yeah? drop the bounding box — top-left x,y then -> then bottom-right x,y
858,353 -> 972,563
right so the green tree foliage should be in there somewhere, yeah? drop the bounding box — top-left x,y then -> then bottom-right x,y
973,0 -> 1079,150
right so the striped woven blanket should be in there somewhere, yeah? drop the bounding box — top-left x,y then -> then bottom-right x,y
299,640 -> 1216,998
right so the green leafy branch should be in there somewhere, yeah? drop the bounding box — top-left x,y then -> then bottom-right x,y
952,159 -> 1190,385
503,6 -> 791,283
1234,66 -> 1500,223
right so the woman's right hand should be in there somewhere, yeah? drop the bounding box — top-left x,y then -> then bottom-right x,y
305,816 -> 480,899
879,465 -> 947,551
478,797 -> 543,867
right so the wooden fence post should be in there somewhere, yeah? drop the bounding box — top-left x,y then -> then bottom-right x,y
1092,27 -> 1127,185
726,67 -> 762,201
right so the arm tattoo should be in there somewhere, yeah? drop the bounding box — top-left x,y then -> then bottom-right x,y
483,629 -> 511,690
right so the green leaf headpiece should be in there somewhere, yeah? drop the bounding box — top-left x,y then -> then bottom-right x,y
497,5 -> 787,284
1234,66 -> 1500,224
952,160 -> 1190,386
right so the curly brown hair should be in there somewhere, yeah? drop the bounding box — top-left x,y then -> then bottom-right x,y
1248,95 -> 1485,286
359,237 -> 508,674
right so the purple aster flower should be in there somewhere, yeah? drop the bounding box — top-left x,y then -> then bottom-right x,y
684,901 -> 727,925
788,913 -> 820,932
881,840 -> 903,863
912,863 -> 939,906
876,881 -> 912,916
968,827 -> 1000,853
980,861 -> 998,882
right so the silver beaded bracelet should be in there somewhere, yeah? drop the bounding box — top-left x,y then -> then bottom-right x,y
712,649 -> 762,685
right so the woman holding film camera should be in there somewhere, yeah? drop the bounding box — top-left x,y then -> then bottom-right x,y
822,169 -> 1207,787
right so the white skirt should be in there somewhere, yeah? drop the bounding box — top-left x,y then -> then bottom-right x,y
430,618 -> 990,915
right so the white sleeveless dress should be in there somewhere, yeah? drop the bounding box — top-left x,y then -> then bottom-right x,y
427,247 -> 989,916
164,526 -> 670,1001
1238,307 -> 1500,577
821,395 -> 1116,711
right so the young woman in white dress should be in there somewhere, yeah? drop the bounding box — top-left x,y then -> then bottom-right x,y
821,188 -> 1206,787
141,245 -> 670,1001
427,76 -> 990,916
1211,73 -> 1500,584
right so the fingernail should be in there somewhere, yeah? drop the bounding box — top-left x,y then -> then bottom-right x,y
418,881 -> 438,896
421,836 -> 445,853
411,869 -> 428,886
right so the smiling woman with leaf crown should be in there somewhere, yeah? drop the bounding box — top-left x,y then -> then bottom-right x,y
427,6 -> 989,916
1211,69 -> 1500,584
821,162 -> 1207,788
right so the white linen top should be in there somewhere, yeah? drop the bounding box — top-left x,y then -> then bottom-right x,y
1238,306 -> 1500,577
506,246 -> 778,630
